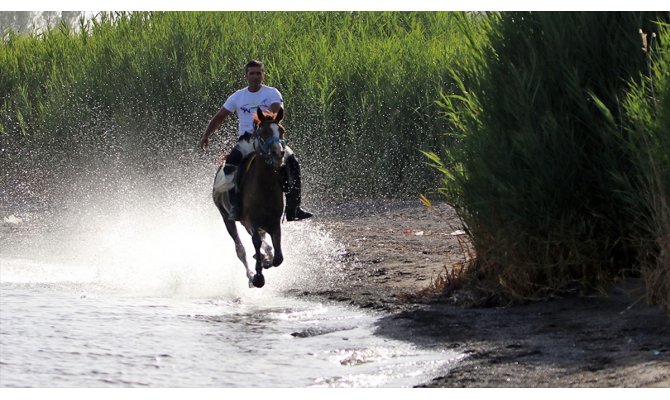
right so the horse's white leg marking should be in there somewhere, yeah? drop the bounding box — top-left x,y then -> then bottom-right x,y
233,237 -> 254,282
261,233 -> 273,259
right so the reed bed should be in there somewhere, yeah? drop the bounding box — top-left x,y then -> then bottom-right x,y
623,22 -> 670,313
427,12 -> 670,305
0,11 -> 488,201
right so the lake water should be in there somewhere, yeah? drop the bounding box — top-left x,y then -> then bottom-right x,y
0,198 -> 463,387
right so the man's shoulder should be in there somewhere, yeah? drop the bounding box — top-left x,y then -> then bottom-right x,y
225,87 -> 247,102
231,87 -> 249,97
260,84 -> 281,93
260,85 -> 282,103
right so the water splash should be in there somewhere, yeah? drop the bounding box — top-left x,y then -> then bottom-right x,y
0,158 -> 345,300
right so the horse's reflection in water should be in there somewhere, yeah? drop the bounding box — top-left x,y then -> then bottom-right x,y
213,108 -> 286,288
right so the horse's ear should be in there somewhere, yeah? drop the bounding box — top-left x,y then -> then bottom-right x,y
256,107 -> 264,121
275,107 -> 284,122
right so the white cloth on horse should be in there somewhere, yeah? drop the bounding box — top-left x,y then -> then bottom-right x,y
213,139 -> 254,194
283,144 -> 294,158
213,168 -> 234,194
214,144 -> 293,193
212,140 -> 294,194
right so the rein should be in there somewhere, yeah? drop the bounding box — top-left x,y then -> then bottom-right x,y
244,153 -> 258,176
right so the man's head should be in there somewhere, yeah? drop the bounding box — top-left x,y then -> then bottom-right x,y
245,60 -> 265,91
245,60 -> 264,73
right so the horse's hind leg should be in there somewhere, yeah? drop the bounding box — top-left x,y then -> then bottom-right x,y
269,225 -> 283,267
222,219 -> 255,286
215,191 -> 255,286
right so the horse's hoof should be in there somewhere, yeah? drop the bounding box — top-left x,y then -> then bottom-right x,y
252,274 -> 265,288
272,255 -> 283,267
262,258 -> 273,269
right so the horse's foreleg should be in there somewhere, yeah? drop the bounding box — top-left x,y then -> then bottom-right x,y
256,234 -> 274,269
261,237 -> 274,262
251,231 -> 263,272
269,226 -> 283,267
250,230 -> 265,288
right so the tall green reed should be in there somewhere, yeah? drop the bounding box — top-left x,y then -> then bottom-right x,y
621,22 -> 670,313
427,12 -> 668,301
1,12 -> 486,203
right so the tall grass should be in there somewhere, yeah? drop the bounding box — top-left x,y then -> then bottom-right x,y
623,22 -> 670,313
0,12 -> 488,205
427,12 -> 668,302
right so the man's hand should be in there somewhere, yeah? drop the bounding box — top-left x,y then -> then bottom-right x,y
199,133 -> 209,152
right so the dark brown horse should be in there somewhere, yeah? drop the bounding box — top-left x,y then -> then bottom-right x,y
213,108 -> 286,288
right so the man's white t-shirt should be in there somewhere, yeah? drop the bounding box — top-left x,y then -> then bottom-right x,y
223,85 -> 283,136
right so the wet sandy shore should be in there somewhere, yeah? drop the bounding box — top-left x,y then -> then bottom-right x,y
295,199 -> 670,388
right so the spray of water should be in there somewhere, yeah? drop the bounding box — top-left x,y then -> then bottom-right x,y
0,143 -> 346,301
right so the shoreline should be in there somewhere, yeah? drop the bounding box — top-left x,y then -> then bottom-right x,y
301,199 -> 670,388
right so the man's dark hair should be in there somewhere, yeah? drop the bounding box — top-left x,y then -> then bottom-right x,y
245,60 -> 264,73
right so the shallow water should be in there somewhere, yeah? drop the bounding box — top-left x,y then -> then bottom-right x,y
0,282 -> 462,388
0,185 -> 462,387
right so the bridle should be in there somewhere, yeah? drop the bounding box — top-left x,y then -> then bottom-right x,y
254,121 -> 285,166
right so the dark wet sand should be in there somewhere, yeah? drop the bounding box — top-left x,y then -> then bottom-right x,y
294,200 -> 670,388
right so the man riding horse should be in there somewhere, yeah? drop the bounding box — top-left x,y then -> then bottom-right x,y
199,60 -> 313,222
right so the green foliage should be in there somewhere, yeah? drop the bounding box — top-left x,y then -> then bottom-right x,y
622,22 -> 670,313
0,11 -> 488,200
432,12 -> 669,300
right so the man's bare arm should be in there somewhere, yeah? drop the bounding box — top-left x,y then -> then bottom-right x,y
200,107 -> 232,152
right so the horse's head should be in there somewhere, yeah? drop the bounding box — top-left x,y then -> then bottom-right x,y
253,107 -> 286,168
